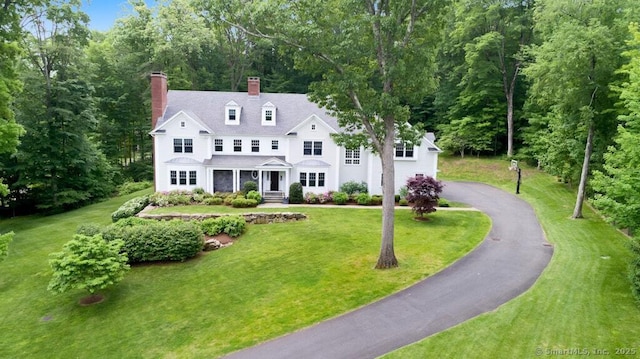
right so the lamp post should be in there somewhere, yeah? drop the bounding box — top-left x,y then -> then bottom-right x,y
510,160 -> 522,194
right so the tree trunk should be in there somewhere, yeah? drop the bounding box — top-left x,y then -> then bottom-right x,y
572,122 -> 594,219
375,119 -> 398,269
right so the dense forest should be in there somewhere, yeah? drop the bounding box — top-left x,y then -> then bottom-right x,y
0,0 -> 639,235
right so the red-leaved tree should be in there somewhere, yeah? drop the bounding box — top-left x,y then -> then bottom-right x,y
406,176 -> 444,218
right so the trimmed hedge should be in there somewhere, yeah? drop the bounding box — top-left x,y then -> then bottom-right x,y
289,182 -> 303,204
103,220 -> 204,263
356,193 -> 371,205
111,195 -> 150,222
200,216 -> 246,238
231,198 -> 258,208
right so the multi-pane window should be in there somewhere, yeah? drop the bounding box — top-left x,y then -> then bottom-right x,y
345,149 -> 361,165
299,172 -> 326,187
170,171 -> 177,185
234,139 -> 242,152
265,110 -> 273,121
272,140 -> 279,150
170,170 -> 196,186
303,141 -> 322,156
395,143 -> 414,158
228,108 -> 236,121
215,139 -> 223,152
179,171 -> 187,185
189,171 -> 197,185
173,138 -> 193,153
251,139 -> 260,152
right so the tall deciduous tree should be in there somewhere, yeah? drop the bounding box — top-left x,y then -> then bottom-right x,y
523,0 -> 630,218
238,0 -> 443,268
591,23 -> 640,234
8,0 -> 114,212
435,0 -> 533,157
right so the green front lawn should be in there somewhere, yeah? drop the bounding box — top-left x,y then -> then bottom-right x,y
384,156 -> 640,358
0,190 -> 488,358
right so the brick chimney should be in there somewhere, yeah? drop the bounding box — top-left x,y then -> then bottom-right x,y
248,77 -> 260,97
150,72 -> 168,129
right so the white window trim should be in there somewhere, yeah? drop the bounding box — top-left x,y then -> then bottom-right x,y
345,148 -> 361,165
261,102 -> 276,126
303,140 -> 323,157
394,143 -> 416,160
225,101 -> 241,125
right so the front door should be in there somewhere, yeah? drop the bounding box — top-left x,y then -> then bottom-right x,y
270,171 -> 279,191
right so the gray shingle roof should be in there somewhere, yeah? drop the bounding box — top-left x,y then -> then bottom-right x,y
159,90 -> 339,136
202,155 -> 291,168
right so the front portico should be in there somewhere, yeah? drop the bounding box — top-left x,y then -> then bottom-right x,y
204,155 -> 292,198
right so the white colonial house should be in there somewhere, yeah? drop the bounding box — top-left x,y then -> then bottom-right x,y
150,73 -> 440,200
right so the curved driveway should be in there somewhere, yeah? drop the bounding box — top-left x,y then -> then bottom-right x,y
224,182 -> 554,359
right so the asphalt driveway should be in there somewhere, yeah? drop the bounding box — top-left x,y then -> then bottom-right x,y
224,181 -> 554,359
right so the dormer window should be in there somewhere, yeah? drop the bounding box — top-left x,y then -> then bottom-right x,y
261,102 -> 276,126
311,123 -> 316,131
225,101 -> 241,125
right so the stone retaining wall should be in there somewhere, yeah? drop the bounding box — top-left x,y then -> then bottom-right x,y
139,211 -> 307,224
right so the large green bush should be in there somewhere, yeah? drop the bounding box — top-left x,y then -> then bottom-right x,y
103,220 -> 204,263
48,234 -> 130,295
111,195 -> 149,222
340,181 -> 368,195
246,190 -> 262,203
200,216 -> 246,238
117,181 -> 153,195
289,182 -> 303,204
333,192 -> 349,205
356,193 -> 371,205
0,232 -> 14,261
242,181 -> 258,194
231,198 -> 258,208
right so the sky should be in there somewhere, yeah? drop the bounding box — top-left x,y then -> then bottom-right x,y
81,0 -> 158,31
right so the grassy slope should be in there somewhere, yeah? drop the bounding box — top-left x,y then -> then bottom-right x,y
0,188 -> 488,358
384,156 -> 640,358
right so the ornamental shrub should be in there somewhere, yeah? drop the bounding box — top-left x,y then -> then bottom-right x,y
111,195 -> 150,222
246,190 -> 262,203
304,192 -> 318,204
370,195 -> 383,205
192,187 -> 205,195
224,193 -> 239,206
231,198 -> 258,208
333,192 -> 349,205
289,182 -> 303,204
399,198 -> 409,206
356,193 -> 371,205
200,216 -> 246,237
0,232 -> 14,261
438,198 -> 451,207
406,176 -> 444,217
340,180 -> 368,195
243,181 -> 258,194
76,223 -> 103,237
48,234 -> 130,295
399,186 -> 409,200
117,181 -> 152,195
203,197 -> 223,205
103,220 -> 204,263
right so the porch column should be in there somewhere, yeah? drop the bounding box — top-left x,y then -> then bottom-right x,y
232,170 -> 238,193
285,169 -> 290,197
258,170 -> 263,195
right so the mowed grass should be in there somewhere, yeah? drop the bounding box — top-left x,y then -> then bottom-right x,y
0,188 -> 488,358
384,156 -> 640,358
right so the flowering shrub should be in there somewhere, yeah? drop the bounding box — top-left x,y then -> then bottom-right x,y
304,192 -> 318,204
246,190 -> 262,203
